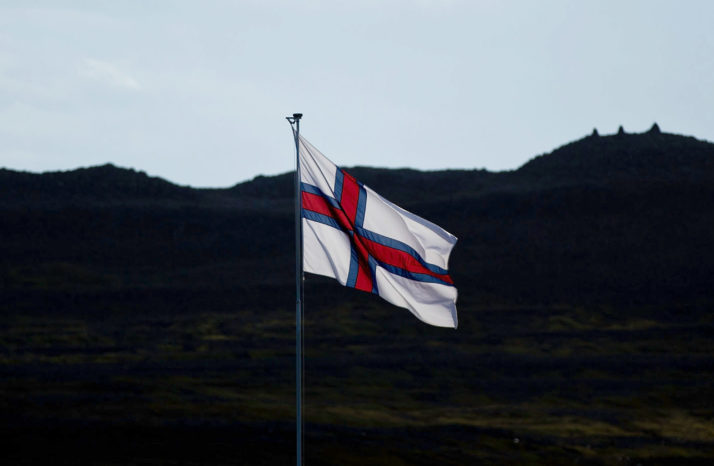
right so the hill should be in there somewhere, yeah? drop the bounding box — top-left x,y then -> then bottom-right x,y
0,163 -> 199,204
1,126 -> 713,464
518,124 -> 714,185
2,126 -> 714,304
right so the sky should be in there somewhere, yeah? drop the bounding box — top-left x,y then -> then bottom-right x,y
1,0 -> 713,187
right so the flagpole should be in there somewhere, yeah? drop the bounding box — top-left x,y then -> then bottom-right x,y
287,112 -> 304,466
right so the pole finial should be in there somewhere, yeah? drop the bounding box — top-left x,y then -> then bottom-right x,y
286,113 -> 303,124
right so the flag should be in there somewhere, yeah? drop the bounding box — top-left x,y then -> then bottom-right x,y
299,136 -> 458,328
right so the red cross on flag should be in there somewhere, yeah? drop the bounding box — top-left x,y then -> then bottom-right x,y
299,136 -> 458,328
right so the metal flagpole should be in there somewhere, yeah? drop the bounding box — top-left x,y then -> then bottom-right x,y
286,112 -> 304,466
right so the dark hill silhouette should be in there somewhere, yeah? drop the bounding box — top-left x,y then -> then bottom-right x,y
0,163 -> 198,204
516,124 -> 714,185
2,126 -> 714,464
228,125 -> 714,206
1,126 -> 713,307
6,124 -> 712,205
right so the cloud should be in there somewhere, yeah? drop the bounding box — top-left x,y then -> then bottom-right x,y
80,58 -> 140,90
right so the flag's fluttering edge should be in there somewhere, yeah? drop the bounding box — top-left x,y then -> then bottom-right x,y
299,136 -> 458,328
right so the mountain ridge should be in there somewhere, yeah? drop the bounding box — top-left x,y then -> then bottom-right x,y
517,125 -> 714,186
2,126 -> 713,464
2,126 -> 713,305
0,163 -> 198,204
3,126 -> 713,206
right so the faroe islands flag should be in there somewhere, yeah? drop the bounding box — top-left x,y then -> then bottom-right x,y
299,136 -> 458,328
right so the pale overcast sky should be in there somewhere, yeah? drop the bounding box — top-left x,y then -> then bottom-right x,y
1,1 -> 713,187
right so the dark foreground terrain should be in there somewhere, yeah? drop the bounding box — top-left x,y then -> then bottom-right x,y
2,126 -> 714,464
2,293 -> 713,465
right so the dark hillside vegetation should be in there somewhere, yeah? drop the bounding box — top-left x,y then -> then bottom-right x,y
0,163 -> 199,203
1,126 -> 713,464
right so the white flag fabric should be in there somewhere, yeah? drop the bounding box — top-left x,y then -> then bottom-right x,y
299,136 -> 458,328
